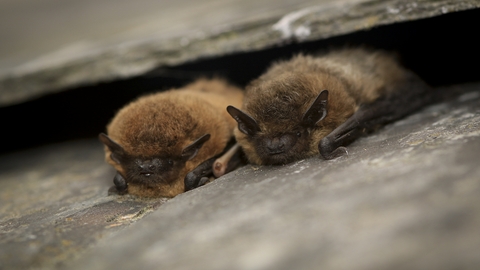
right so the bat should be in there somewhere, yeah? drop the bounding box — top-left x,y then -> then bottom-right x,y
212,142 -> 242,177
99,79 -> 243,197
227,48 -> 432,165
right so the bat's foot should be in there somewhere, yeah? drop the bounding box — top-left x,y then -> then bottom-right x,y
321,146 -> 348,160
319,136 -> 349,160
110,171 -> 128,195
198,177 -> 210,186
107,171 -> 128,196
185,157 -> 215,191
108,185 -> 128,196
184,174 -> 211,192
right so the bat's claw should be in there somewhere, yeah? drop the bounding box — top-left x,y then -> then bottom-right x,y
108,185 -> 128,196
184,173 -> 199,191
184,174 -> 211,191
112,171 -> 128,194
198,177 -> 210,186
330,146 -> 348,159
185,158 -> 215,191
319,143 -> 348,160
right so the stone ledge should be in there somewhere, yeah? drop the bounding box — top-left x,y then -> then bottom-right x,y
1,82 -> 479,269
1,0 -> 479,106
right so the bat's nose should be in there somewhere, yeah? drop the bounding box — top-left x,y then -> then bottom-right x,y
264,134 -> 297,155
266,138 -> 285,154
137,160 -> 159,175
141,164 -> 156,170
138,163 -> 155,170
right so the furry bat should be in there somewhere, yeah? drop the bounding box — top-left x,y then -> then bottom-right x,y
99,79 -> 243,197
227,48 -> 432,165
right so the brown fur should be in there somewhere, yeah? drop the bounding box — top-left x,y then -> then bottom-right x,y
103,79 -> 243,197
235,48 -> 410,165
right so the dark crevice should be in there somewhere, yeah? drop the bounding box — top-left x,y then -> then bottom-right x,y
0,8 -> 479,154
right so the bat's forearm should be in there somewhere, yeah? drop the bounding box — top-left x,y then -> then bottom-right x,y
213,143 -> 241,177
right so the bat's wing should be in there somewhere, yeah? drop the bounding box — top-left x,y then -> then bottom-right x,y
184,157 -> 216,191
213,143 -> 243,178
184,140 -> 244,191
319,71 -> 432,159
108,171 -> 128,195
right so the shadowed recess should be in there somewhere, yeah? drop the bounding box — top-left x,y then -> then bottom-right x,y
0,8 -> 479,154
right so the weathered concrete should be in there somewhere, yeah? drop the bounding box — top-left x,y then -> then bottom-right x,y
1,0 -> 479,106
1,82 -> 479,270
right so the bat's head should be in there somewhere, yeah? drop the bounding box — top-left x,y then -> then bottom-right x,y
227,90 -> 328,165
99,132 -> 210,197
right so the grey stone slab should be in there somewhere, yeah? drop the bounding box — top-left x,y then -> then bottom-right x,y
1,0 -> 479,106
52,82 -> 479,270
1,83 -> 480,270
0,140 -> 167,270
0,0 -> 324,106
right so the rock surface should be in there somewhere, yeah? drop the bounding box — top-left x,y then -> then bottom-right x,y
0,140 -> 167,269
1,82 -> 479,270
1,0 -> 479,106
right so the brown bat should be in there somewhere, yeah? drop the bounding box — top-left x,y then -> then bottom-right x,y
227,48 -> 432,165
99,79 -> 243,197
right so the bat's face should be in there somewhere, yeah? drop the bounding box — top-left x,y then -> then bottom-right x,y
228,90 -> 329,165
121,155 -> 185,186
246,128 -> 311,165
99,133 -> 210,197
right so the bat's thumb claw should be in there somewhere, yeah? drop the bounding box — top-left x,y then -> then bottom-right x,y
108,185 -> 128,196
184,172 -> 200,191
336,146 -> 348,157
320,146 -> 348,160
198,177 -> 210,186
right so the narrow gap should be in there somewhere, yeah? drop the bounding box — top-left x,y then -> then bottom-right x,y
0,8 -> 478,154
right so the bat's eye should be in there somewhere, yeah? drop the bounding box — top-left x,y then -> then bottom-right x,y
168,159 -> 173,165
296,132 -> 302,138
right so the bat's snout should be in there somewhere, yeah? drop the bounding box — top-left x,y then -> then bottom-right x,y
136,159 -> 162,176
266,144 -> 285,155
264,134 -> 297,155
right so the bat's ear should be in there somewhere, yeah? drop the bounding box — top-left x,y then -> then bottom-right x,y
182,133 -> 211,161
302,90 -> 328,127
99,133 -> 125,164
227,106 -> 260,136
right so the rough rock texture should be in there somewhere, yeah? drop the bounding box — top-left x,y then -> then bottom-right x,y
1,82 -> 479,270
1,0 -> 479,106
0,141 -> 167,269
